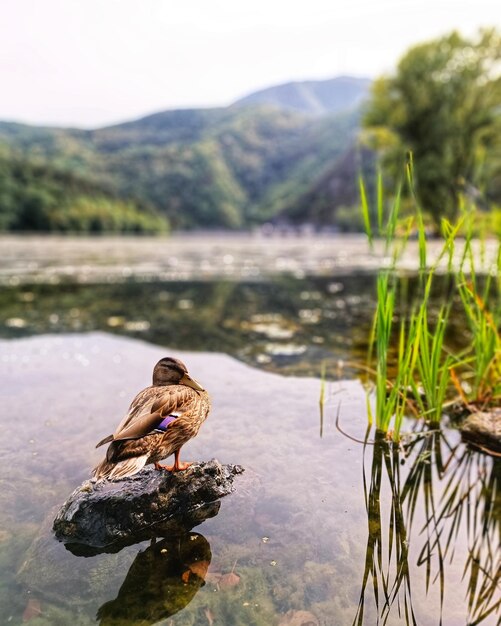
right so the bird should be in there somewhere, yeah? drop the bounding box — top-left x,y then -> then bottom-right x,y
92,357 -> 210,481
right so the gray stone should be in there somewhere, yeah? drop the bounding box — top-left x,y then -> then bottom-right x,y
53,460 -> 244,551
460,409 -> 501,454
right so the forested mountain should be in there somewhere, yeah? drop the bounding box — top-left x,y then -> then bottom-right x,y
234,76 -> 371,116
0,76 -> 372,232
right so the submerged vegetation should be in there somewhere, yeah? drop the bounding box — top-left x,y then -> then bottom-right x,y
360,162 -> 501,440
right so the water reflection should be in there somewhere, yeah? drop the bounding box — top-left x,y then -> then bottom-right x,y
411,440 -> 500,624
13,459 -> 222,624
97,532 -> 211,626
0,274 -> 473,377
354,428 -> 500,625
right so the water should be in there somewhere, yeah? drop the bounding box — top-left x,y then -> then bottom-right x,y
0,275 -> 376,377
0,273 -> 479,379
0,235 -> 499,625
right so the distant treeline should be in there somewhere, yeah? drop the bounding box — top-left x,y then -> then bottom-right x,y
0,154 -> 169,233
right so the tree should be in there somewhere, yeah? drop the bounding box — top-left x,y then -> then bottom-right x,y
363,29 -> 501,227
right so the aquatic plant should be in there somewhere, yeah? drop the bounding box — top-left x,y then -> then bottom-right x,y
456,239 -> 501,406
319,360 -> 326,437
360,160 -> 501,437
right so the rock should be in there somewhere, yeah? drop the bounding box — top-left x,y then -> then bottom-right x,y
53,459 -> 244,552
460,409 -> 501,454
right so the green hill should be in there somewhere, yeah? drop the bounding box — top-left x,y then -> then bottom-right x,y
0,151 -> 168,233
278,145 -> 376,227
0,77 -> 372,232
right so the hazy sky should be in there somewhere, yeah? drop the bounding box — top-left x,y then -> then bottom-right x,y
1,0 -> 499,128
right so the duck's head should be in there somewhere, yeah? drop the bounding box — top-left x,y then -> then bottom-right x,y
152,357 -> 205,391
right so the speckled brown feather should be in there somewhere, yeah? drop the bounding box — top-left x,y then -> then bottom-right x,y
92,376 -> 210,481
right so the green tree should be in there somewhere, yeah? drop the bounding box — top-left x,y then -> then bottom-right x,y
363,29 -> 501,227
0,151 -> 169,233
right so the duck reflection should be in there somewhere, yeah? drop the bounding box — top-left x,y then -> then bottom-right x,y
97,532 -> 211,625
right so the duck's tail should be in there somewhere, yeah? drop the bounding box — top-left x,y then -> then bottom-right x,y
91,454 -> 148,482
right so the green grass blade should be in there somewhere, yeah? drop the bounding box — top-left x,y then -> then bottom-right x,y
360,175 -> 372,248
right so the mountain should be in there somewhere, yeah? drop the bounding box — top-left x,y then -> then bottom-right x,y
234,76 -> 371,116
0,76 -> 373,231
278,145 -> 376,226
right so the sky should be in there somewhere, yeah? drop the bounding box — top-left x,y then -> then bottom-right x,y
1,0 -> 499,128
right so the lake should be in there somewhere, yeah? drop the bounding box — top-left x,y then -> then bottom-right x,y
0,234 -> 499,625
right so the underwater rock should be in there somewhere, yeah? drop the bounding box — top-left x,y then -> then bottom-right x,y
53,460 -> 243,550
460,409 -> 501,454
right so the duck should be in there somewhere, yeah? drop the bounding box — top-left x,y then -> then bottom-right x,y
92,357 -> 210,481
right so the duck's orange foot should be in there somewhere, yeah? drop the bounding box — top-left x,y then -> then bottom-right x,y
154,460 -> 192,472
173,460 -> 192,471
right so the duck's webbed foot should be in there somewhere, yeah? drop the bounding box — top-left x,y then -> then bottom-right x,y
154,449 -> 192,472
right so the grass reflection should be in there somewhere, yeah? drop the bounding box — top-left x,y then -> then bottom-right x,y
413,442 -> 500,625
353,429 -> 500,625
353,432 -> 417,626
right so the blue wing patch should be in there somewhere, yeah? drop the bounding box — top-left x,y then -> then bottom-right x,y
154,414 -> 178,432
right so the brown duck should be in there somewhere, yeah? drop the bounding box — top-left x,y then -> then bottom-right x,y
92,357 -> 210,481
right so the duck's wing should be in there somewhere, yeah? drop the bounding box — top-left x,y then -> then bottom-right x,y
96,385 -> 198,446
113,386 -> 161,435
95,386 -> 160,448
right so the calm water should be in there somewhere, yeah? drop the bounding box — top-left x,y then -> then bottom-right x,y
0,235 -> 499,625
0,274 -> 477,378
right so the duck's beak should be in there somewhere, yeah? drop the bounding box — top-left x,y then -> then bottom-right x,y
180,372 -> 205,391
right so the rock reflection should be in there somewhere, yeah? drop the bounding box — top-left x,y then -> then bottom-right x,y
354,429 -> 500,625
16,470 -> 222,623
97,532 -> 211,626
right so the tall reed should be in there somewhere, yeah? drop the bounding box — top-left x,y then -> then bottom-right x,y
360,160 -> 500,437
456,237 -> 501,404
